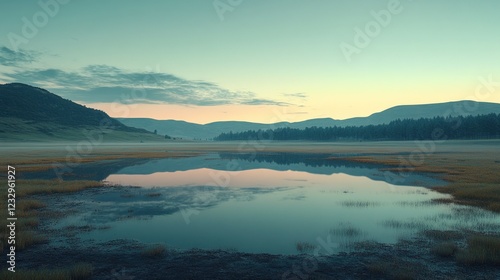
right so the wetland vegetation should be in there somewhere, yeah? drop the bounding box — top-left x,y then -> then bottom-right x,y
0,140 -> 499,279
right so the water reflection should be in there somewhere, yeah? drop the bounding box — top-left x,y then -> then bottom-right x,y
55,153 -> 500,255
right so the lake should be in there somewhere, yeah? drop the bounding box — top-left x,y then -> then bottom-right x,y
54,153 -> 500,255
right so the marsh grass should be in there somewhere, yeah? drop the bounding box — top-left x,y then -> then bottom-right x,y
0,150 -> 200,173
330,226 -> 362,237
344,153 -> 500,213
142,244 -> 167,258
16,179 -> 104,196
146,192 -> 162,197
381,220 -> 429,230
17,199 -> 46,212
296,241 -> 316,253
431,242 -> 458,257
456,235 -> 500,265
394,200 -> 437,207
0,262 -> 92,280
366,260 -> 418,280
339,200 -> 381,207
19,217 -> 40,229
423,230 -> 463,241
441,183 -> 500,212
16,231 -> 48,250
1,179 -> 105,253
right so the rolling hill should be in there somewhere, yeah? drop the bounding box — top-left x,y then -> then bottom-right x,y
118,100 -> 500,139
0,83 -> 164,142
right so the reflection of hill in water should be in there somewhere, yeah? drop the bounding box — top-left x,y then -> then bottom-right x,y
24,153 -> 446,187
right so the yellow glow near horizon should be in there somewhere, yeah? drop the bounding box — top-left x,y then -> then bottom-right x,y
82,79 -> 500,124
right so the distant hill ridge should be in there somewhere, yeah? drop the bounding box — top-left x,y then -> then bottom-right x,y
118,100 -> 500,139
0,83 -> 160,141
0,83 -> 136,131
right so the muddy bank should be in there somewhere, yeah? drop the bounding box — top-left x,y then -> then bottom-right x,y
14,187 -> 500,280
17,228 -> 500,279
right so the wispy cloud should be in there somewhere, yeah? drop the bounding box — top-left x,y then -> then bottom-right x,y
5,64 -> 289,106
0,47 -> 40,66
283,93 -> 307,99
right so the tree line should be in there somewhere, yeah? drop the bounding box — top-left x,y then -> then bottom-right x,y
214,113 -> 500,141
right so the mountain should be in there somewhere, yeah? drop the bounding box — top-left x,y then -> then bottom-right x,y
118,100 -> 500,139
0,83 -> 164,142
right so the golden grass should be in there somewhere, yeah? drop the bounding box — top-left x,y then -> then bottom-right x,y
16,179 -> 104,196
0,151 -> 200,172
0,179 -> 105,253
340,152 -> 500,213
295,241 -> 316,253
0,262 -> 92,280
17,199 -> 46,212
456,235 -> 500,265
423,230 -> 462,241
15,231 -> 48,250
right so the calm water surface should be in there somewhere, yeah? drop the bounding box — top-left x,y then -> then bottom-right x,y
57,153 -> 500,254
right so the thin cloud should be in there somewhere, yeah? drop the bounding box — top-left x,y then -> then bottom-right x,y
283,93 -> 307,99
0,47 -> 40,66
5,64 -> 290,106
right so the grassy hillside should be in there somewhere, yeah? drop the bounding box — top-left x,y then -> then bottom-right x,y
0,83 -> 165,142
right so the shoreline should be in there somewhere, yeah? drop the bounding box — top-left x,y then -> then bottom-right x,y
1,140 -> 499,279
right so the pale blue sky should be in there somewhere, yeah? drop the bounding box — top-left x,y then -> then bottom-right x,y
1,0 -> 500,123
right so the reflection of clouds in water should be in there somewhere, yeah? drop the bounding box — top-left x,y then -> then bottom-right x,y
283,195 -> 306,201
77,186 -> 292,224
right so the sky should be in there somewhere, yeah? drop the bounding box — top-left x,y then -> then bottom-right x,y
1,0 -> 500,124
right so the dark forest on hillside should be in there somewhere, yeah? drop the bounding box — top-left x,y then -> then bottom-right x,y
214,114 -> 500,141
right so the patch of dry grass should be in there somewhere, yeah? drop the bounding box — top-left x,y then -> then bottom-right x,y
141,244 -> 167,258
17,199 -> 46,212
0,262 -> 92,280
1,179 -> 105,253
295,241 -> 317,253
339,151 -> 500,213
423,230 -> 463,241
330,226 -> 363,237
366,260 -> 419,280
431,242 -> 458,257
0,150 -> 200,172
339,200 -> 381,207
16,231 -> 48,250
456,235 -> 500,265
16,179 -> 104,196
